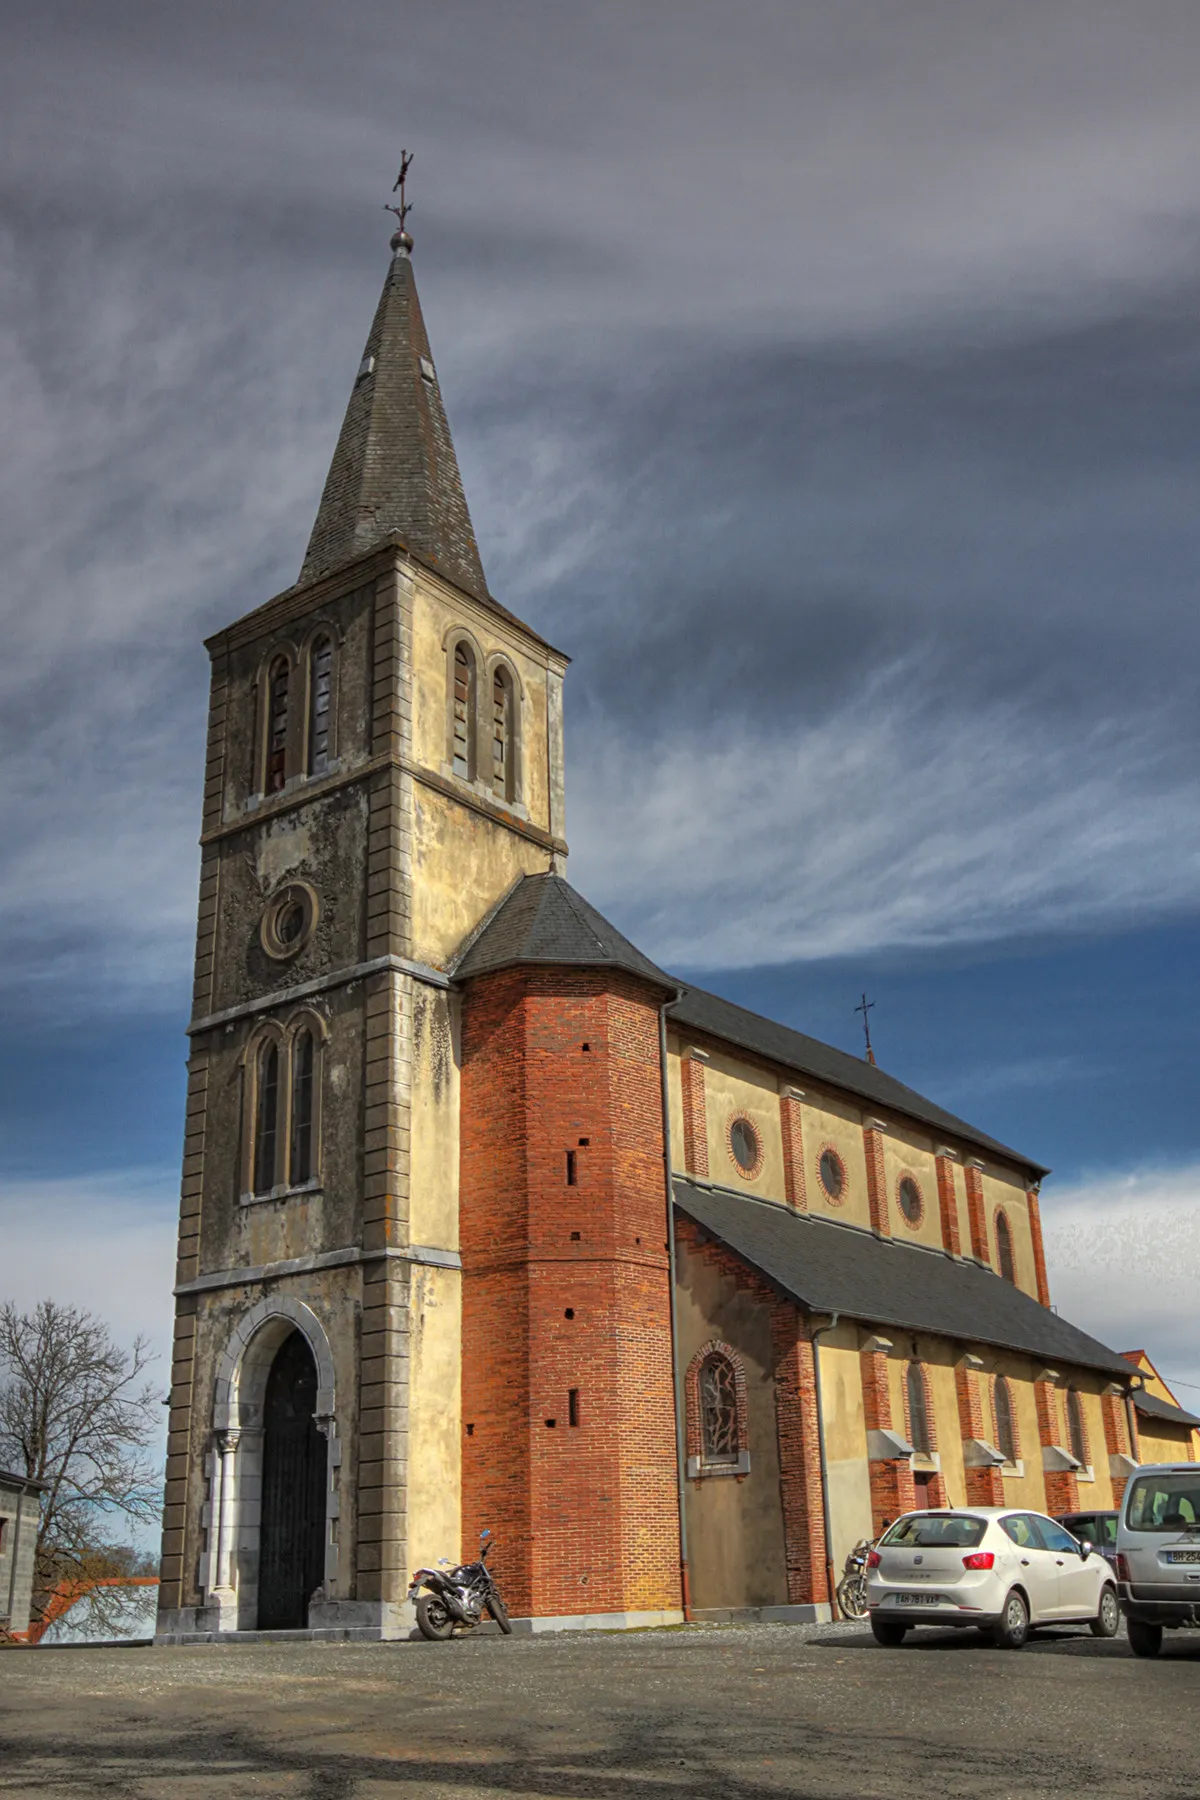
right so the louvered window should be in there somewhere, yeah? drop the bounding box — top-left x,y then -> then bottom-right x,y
491,668 -> 514,802
266,658 -> 290,793
307,637 -> 332,776
254,1041 -> 280,1194
699,1353 -> 739,1466
994,1376 -> 1017,1464
907,1362 -> 932,1456
996,1211 -> 1016,1284
291,1030 -> 315,1185
452,643 -> 475,780
1067,1390 -> 1088,1469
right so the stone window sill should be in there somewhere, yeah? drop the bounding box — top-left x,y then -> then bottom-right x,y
686,1450 -> 751,1480
999,1459 -> 1025,1479
240,1180 -> 323,1209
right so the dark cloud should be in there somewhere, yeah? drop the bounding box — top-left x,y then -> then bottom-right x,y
3,0 -> 1200,1008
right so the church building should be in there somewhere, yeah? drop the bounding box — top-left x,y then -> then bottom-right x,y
156,219 -> 1165,1641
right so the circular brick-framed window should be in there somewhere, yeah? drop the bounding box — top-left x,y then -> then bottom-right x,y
727,1113 -> 763,1179
261,881 -> 319,960
817,1145 -> 846,1203
897,1173 -> 924,1229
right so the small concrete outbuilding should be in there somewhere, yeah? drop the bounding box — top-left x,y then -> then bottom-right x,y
0,1469 -> 45,1641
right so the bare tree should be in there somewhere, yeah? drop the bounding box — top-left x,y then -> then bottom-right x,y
0,1300 -> 162,1622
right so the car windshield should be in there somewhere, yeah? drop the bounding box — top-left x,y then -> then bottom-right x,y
1126,1474 -> 1200,1532
882,1514 -> 986,1549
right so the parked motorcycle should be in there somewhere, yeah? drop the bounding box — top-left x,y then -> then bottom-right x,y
408,1529 -> 513,1641
836,1536 -> 875,1620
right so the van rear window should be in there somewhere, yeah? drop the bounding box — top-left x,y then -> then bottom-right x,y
1126,1474 -> 1200,1532
882,1514 -> 986,1549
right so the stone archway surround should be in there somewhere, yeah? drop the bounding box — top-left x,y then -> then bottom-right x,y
204,1297 -> 340,1632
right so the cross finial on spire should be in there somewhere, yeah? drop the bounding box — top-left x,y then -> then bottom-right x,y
385,150 -> 415,254
855,992 -> 877,1066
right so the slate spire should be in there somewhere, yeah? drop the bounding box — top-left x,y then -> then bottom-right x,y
300,230 -> 489,598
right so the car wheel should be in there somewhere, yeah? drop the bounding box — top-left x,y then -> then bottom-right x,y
991,1589 -> 1030,1650
1090,1586 -> 1120,1639
870,1617 -> 908,1647
1126,1619 -> 1163,1658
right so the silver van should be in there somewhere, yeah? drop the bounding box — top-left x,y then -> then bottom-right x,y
1116,1463 -> 1200,1656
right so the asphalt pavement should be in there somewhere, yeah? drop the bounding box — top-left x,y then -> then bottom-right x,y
2,1619 -> 1197,1799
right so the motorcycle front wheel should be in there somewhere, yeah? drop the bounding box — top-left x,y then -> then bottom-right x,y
416,1593 -> 456,1641
836,1575 -> 868,1621
488,1593 -> 513,1635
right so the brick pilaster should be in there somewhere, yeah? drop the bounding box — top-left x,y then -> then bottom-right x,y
681,1051 -> 709,1178
1026,1188 -> 1052,1307
964,1160 -> 990,1264
771,1308 -> 830,1605
862,1121 -> 890,1237
861,1341 -> 914,1531
1035,1378 -> 1079,1515
934,1149 -> 962,1256
956,1359 -> 1003,1505
780,1089 -> 807,1210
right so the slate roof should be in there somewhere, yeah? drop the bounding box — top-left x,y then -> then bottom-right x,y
670,985 -> 1048,1177
300,242 -> 490,600
675,1178 -> 1133,1378
453,874 -> 677,992
1133,1390 -> 1200,1431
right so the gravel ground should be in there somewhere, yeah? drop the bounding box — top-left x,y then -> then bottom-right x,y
2,1618 -> 1198,1799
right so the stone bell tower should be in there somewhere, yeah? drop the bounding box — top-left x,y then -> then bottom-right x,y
156,216 -> 568,1640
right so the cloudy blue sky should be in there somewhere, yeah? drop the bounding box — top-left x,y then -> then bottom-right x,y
2,0 -> 1199,1407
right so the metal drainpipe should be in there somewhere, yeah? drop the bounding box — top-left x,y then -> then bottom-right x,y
1124,1382 -> 1142,1467
810,1313 -> 840,1620
658,999 -> 691,1623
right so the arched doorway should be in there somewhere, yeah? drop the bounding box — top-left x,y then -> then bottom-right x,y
258,1330 -> 327,1630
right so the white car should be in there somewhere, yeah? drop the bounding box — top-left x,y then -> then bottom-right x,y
866,1507 -> 1119,1649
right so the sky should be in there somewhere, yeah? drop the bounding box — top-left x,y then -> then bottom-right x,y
1,0 -> 1199,1416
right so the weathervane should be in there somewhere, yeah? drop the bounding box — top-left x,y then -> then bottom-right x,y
385,150 -> 414,249
855,992 -> 876,1066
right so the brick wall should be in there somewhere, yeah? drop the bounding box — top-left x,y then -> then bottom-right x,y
1035,1379 -> 1079,1515
779,1091 -> 807,1211
956,1362 -> 1004,1505
1025,1188 -> 1052,1308
459,967 -> 681,1620
862,1124 -> 890,1237
860,1344 -> 915,1531
676,1217 -> 829,1607
680,1054 -> 709,1178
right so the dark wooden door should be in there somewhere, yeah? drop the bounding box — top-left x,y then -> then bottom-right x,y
258,1331 -> 327,1630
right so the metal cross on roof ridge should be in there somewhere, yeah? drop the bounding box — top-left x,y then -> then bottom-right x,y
855,991 -> 876,1066
385,150 -> 414,238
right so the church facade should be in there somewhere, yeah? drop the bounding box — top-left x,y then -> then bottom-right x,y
157,227 -> 1164,1641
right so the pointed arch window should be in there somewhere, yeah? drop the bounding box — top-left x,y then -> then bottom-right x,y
993,1376 -> 1018,1464
451,642 -> 476,780
491,666 -> 515,803
907,1362 -> 932,1457
265,657 -> 290,794
996,1211 -> 1016,1284
1067,1389 -> 1089,1469
306,636 -> 333,777
253,1040 -> 281,1194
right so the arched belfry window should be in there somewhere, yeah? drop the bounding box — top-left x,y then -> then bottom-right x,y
685,1340 -> 749,1478
907,1362 -> 932,1456
451,641 -> 476,781
996,1211 -> 1016,1284
491,666 -> 515,803
246,1016 -> 324,1201
993,1375 -> 1018,1464
307,635 -> 333,777
1067,1389 -> 1088,1469
265,656 -> 290,794
254,1040 -> 281,1194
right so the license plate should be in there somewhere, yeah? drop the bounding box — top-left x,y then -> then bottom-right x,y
1165,1550 -> 1200,1565
890,1592 -> 942,1606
